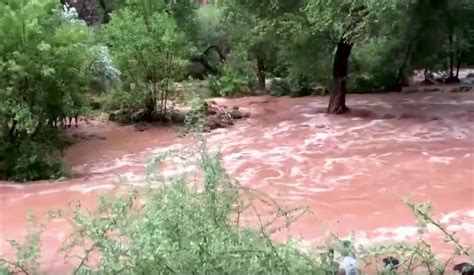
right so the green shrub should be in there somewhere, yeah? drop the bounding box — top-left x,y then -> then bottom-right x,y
269,78 -> 292,97
209,62 -> 255,97
88,45 -> 121,95
0,216 -> 43,274
0,143 -> 473,274
100,3 -> 191,118
268,77 -> 318,98
0,128 -> 72,182
57,144 -> 319,274
349,37 -> 402,93
0,0 -> 94,181
184,95 -> 207,133
102,88 -> 148,112
9,142 -> 64,182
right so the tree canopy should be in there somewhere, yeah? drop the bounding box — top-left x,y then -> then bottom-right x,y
0,0 -> 473,181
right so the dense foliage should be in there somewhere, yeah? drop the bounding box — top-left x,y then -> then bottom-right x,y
100,0 -> 191,119
0,0 -> 95,181
0,1 -> 472,273
0,0 -> 473,181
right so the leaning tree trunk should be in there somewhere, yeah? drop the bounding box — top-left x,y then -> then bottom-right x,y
256,54 -> 266,91
327,40 -> 352,114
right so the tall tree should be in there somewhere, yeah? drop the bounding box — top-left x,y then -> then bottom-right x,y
444,0 -> 474,82
101,0 -> 191,119
305,0 -> 403,114
220,0 -> 305,91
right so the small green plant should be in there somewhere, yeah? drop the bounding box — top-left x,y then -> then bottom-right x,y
0,216 -> 43,274
183,95 -> 207,133
7,141 -> 64,182
269,78 -> 293,97
356,200 -> 473,274
102,88 -> 148,112
209,62 -> 254,97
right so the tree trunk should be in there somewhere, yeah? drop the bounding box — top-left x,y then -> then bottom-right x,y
445,31 -> 461,84
256,54 -> 266,91
98,0 -> 110,24
327,41 -> 352,114
449,31 -> 454,78
393,28 -> 422,91
145,87 -> 156,121
455,52 -> 463,79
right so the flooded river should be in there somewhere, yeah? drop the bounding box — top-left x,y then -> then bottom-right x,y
1,90 -> 473,271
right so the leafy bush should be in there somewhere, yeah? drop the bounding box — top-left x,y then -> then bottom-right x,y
100,2 -> 191,119
0,217 -> 43,274
102,88 -> 148,112
2,144 -> 319,274
0,0 -> 95,181
269,78 -> 293,97
275,19 -> 333,90
268,77 -> 320,98
184,95 -> 207,133
209,58 -> 255,97
3,141 -> 64,182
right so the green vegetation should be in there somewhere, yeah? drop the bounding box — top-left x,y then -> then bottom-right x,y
0,0 -> 93,181
1,0 -> 473,272
1,0 -> 473,180
0,143 -> 472,274
100,1 -> 191,120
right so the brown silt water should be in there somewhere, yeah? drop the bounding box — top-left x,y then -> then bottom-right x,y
1,90 -> 473,271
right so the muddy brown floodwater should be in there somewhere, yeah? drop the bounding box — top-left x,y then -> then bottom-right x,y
1,90 -> 474,272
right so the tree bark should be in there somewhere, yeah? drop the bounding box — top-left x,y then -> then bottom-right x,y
256,54 -> 266,91
455,52 -> 463,79
445,31 -> 461,84
327,41 -> 352,114
98,0 -> 110,24
449,31 -> 454,78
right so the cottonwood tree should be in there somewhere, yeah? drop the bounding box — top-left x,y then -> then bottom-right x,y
305,0 -> 401,114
